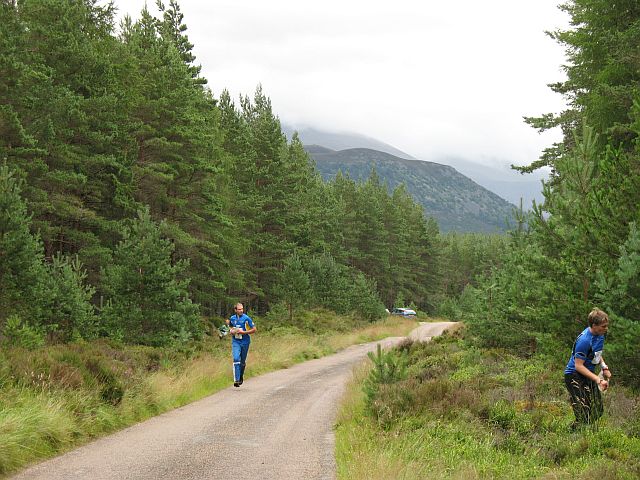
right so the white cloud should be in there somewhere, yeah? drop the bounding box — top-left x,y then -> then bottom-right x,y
115,0 -> 569,169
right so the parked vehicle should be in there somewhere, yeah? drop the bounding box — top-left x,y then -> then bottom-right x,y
391,307 -> 417,317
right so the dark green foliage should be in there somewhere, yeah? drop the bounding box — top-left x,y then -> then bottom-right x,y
274,252 -> 311,321
605,315 -> 640,388
366,344 -> 408,386
306,253 -> 386,320
121,4 -> 235,313
346,170 -> 391,289
156,0 -> 205,83
273,252 -> 387,322
437,232 -> 507,299
42,253 -> 98,342
329,171 -> 441,312
387,186 -> 441,311
100,208 -> 200,346
223,86 -> 328,309
596,222 -> 640,321
0,165 -> 99,342
522,0 -> 640,171
465,237 -> 559,351
4,0 -> 135,264
304,252 -> 353,312
596,223 -> 640,386
348,273 -> 387,321
439,0 -> 640,389
0,165 -> 47,326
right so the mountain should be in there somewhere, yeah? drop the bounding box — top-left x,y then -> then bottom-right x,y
436,156 -> 547,209
283,125 -> 545,208
307,146 -> 516,232
282,125 -> 416,160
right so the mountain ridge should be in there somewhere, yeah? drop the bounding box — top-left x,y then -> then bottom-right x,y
307,146 -> 516,232
283,124 -> 545,207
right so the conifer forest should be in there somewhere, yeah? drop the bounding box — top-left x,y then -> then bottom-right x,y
0,0 -> 639,388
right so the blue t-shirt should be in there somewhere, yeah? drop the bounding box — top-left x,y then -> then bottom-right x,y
565,327 -> 605,375
229,314 -> 255,345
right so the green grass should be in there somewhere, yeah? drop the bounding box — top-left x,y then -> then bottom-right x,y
0,312 -> 416,477
336,326 -> 640,479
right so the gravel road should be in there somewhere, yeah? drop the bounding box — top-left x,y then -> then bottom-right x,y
10,321 -> 457,480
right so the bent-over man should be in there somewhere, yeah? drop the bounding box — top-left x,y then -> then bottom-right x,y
564,308 -> 612,428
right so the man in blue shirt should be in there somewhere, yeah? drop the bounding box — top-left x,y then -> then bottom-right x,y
564,308 -> 612,427
226,303 -> 257,387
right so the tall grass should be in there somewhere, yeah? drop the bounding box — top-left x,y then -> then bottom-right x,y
336,327 -> 640,479
0,313 -> 416,476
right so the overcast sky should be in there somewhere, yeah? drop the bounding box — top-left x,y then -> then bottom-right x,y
115,0 -> 569,172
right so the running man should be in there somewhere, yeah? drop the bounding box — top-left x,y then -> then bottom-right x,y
226,303 -> 257,387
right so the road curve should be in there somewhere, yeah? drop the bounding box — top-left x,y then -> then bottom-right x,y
11,322 -> 457,480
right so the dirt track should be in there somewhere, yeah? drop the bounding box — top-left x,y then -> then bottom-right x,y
10,322 -> 457,480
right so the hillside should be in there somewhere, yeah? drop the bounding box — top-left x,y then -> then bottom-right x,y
284,125 -> 545,207
307,146 -> 516,232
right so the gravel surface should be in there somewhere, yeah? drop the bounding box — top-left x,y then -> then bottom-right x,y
10,322 -> 457,480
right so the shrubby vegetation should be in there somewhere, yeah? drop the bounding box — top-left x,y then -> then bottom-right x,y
99,208 -> 201,345
337,330 -> 640,479
274,252 -> 386,322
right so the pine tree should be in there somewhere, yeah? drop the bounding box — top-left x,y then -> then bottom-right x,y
156,0 -> 205,84
597,222 -> 640,321
328,172 -> 358,265
404,203 -> 441,312
281,133 -> 322,251
240,86 -> 293,309
304,252 -> 351,313
101,208 -> 200,346
222,86 -> 327,311
0,164 -> 47,328
123,6 -> 235,314
2,0 -> 137,276
304,174 -> 344,257
508,0 -> 640,351
275,252 -> 311,322
336,169 -> 391,303
349,272 -> 386,321
521,0 -> 640,172
42,253 -> 98,342
596,224 -> 640,387
217,89 -> 259,304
